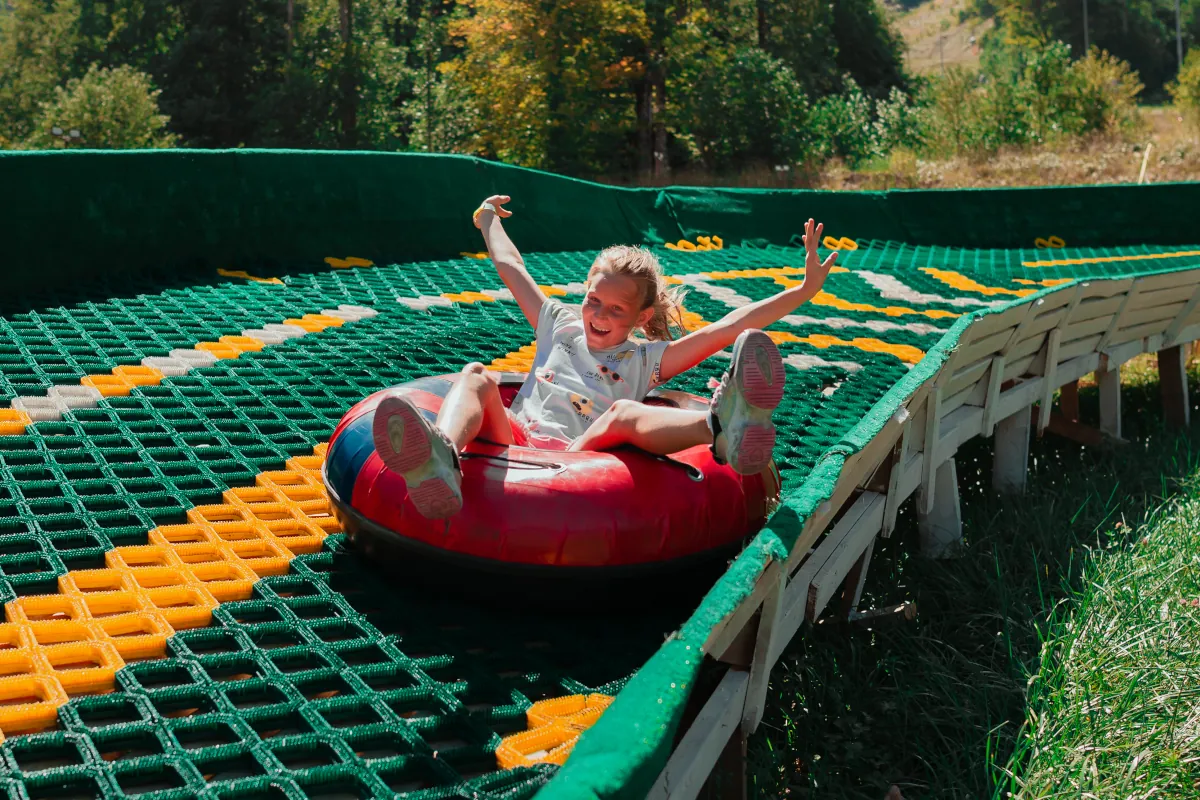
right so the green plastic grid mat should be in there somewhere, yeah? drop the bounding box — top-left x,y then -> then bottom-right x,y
1,237 -> 1199,799
3,544 -> 677,800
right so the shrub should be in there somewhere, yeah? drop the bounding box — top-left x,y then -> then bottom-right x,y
809,77 -> 876,166
1168,49 -> 1200,135
24,64 -> 177,149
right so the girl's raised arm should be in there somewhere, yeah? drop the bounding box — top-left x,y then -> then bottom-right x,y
475,195 -> 545,330
658,219 -> 839,381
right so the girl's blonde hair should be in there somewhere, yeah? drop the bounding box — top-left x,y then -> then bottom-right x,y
587,245 -> 687,341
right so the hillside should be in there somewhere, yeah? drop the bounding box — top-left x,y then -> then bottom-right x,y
888,0 -> 993,75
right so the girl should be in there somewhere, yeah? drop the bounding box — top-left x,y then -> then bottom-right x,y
372,195 -> 839,519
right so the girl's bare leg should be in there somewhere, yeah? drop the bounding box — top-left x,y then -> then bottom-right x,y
437,362 -> 515,450
568,400 -> 712,456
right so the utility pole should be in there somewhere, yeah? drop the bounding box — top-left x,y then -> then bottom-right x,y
1082,0 -> 1089,53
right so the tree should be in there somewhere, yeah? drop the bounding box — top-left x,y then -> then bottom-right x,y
0,0 -> 84,147
444,0 -> 651,175
24,63 -> 177,148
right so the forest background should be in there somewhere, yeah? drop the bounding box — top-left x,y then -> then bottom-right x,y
2,0 -> 1200,188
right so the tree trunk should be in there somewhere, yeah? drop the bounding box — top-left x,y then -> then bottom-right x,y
651,65 -> 668,182
287,0 -> 294,52
636,77 -> 653,180
339,0 -> 357,148
756,0 -> 768,48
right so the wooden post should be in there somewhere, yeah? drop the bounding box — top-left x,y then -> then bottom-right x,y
1098,360 -> 1122,439
992,408 -> 1031,494
1059,379 -> 1080,422
699,725 -> 748,800
1158,345 -> 1190,429
917,458 -> 962,558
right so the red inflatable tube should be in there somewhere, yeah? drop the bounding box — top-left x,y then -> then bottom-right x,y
323,373 -> 781,575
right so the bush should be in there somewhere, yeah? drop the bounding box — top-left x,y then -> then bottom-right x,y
1168,49 -> 1200,135
917,41 -> 1142,158
809,78 -> 876,166
24,64 -> 177,149
668,44 -> 813,173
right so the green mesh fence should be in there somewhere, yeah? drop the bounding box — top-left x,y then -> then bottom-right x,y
1,151 -> 1199,799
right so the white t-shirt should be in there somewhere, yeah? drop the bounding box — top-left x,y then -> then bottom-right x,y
509,299 -> 671,446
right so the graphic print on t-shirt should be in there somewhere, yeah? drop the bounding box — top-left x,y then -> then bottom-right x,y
508,300 -> 671,446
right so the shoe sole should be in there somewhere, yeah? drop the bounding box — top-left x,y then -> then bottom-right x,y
372,395 -> 462,519
727,331 -> 785,475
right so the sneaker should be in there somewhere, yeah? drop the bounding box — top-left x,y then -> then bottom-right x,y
709,329 -> 785,475
372,393 -> 463,519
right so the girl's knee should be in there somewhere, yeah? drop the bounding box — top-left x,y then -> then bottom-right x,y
458,363 -> 499,394
601,399 -> 641,434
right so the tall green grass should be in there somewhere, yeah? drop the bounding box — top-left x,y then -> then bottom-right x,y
749,360 -> 1200,798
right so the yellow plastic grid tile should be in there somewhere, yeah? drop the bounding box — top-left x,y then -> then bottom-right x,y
0,444 -> 340,736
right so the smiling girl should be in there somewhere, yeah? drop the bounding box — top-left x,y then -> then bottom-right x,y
372,195 -> 839,519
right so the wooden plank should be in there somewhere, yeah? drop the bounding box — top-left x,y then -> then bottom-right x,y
920,387 -> 943,514
704,563 -> 779,660
840,538 -> 876,616
946,358 -> 994,397
981,356 -> 1006,436
882,427 -> 911,538
1059,379 -> 1080,422
1164,284 -> 1200,346
1098,357 -> 1122,438
1037,329 -> 1062,432
648,670 -> 749,800
1129,286 -> 1194,312
957,328 -> 1018,367
742,565 -> 784,733
1158,345 -> 1190,428
1097,283 -> 1140,352
993,407 -> 1031,493
1117,302 -> 1189,329
994,377 -> 1047,422
1106,319 -> 1176,348
1008,331 -> 1050,362
917,458 -> 962,558
1002,354 -> 1038,383
1131,269 -> 1200,294
1058,333 -> 1104,362
1060,315 -> 1111,342
1070,294 -> 1126,323
806,493 -> 885,621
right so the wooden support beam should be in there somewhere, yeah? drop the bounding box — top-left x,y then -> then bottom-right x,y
741,566 -> 784,734
1158,345 -> 1191,429
919,387 -> 944,515
992,408 -> 1031,494
837,538 -> 876,620
1037,328 -> 1062,434
1059,379 -> 1080,422
1098,357 -> 1122,439
649,671 -> 749,800
700,725 -> 747,800
1164,283 -> 1200,346
917,457 -> 962,558
1038,408 -> 1108,447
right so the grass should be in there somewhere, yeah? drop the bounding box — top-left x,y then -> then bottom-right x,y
818,107 -> 1200,191
747,355 -> 1200,798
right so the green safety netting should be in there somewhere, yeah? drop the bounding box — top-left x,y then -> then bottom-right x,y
1,150 -> 1198,799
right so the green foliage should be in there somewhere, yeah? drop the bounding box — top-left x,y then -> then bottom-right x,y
0,0 -> 84,146
809,78 -> 876,166
919,41 -> 1143,157
23,63 -> 176,148
986,0 -> 1199,96
1168,48 -> 1200,133
666,29 -> 812,172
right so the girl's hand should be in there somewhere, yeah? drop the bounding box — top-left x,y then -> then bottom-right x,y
801,218 -> 838,288
474,194 -> 513,229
